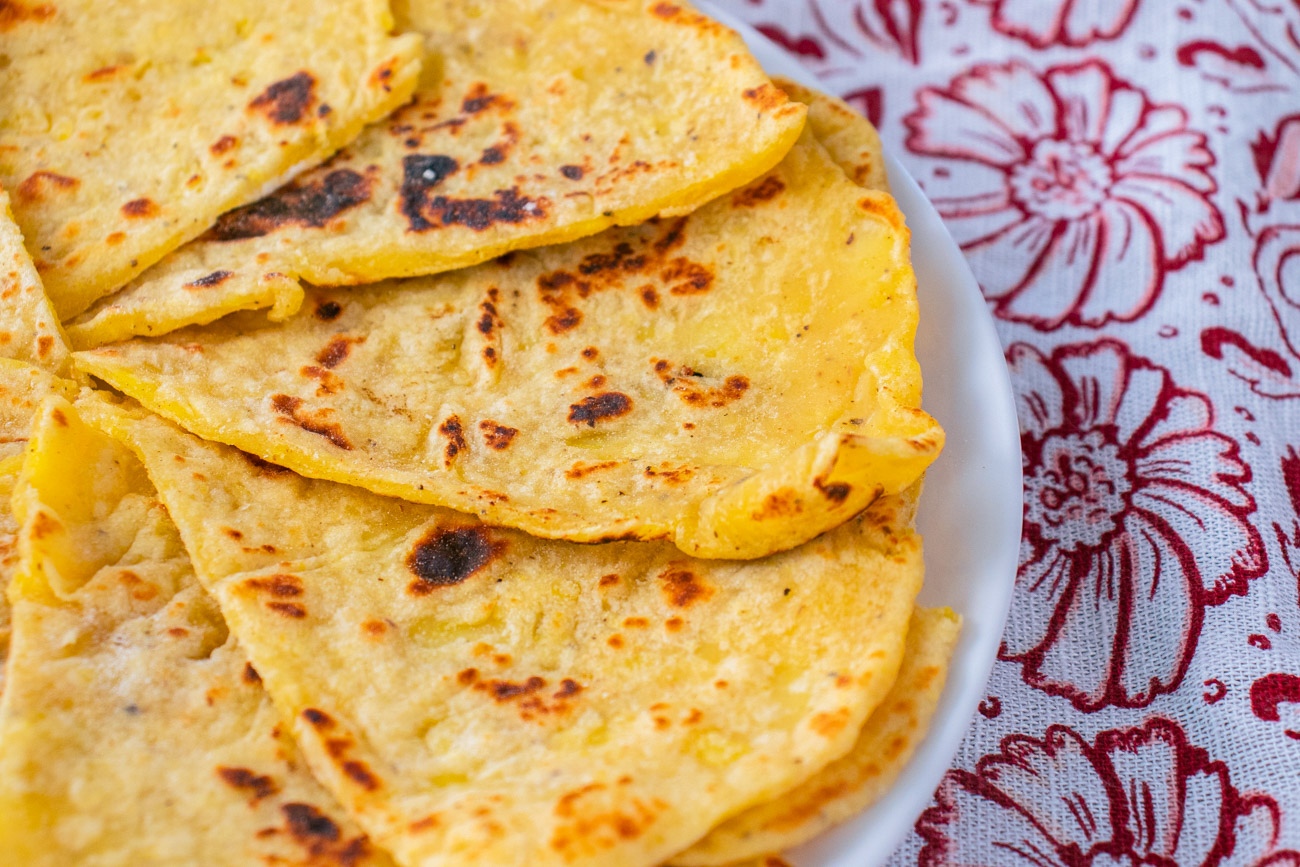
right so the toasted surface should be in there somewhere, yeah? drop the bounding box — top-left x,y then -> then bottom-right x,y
0,189 -> 69,374
1,0 -> 422,318
74,132 -> 941,559
673,607 -> 960,866
67,0 -> 806,347
776,78 -> 889,193
0,451 -> 21,697
0,356 -> 76,459
0,396 -> 394,866
0,361 -> 77,695
65,266 -> 303,349
86,397 -> 923,867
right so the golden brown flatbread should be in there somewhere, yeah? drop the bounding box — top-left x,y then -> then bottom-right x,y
86,396 -> 924,867
2,0 -> 422,318
74,129 -> 941,559
66,0 -> 807,348
0,395 -> 395,866
0,188 -> 69,374
776,78 -> 889,193
674,607 -> 959,866
0,194 -> 74,693
0,361 -> 76,696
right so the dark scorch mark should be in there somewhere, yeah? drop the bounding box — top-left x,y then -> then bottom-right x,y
270,394 -> 352,450
314,299 -> 343,321
249,71 -> 316,125
315,335 -> 363,369
217,767 -> 279,805
406,525 -> 506,595
438,415 -> 467,467
403,182 -> 545,233
282,803 -> 341,842
568,392 -> 633,427
185,270 -> 233,289
480,420 -> 518,450
207,170 -> 371,241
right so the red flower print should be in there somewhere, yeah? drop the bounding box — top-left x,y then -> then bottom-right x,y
763,1 -> 924,66
1273,448 -> 1300,606
1008,341 -> 1265,711
754,23 -> 828,60
843,87 -> 884,128
1250,673 -> 1300,741
852,0 -> 923,64
1175,40 -> 1282,95
904,60 -> 1224,329
1254,226 -> 1300,372
918,719 -> 1300,867
1225,0 -> 1300,86
1199,219 -> 1300,400
1200,326 -> 1300,401
1253,115 -> 1300,202
971,0 -> 1141,47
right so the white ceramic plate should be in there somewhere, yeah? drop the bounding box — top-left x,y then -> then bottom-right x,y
694,5 -> 1025,865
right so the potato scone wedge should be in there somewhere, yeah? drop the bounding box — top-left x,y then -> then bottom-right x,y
2,0 -> 422,318
0,188 -> 69,375
0,453 -> 20,697
0,195 -> 75,693
775,77 -> 889,193
0,396 -> 395,866
75,129 -> 941,559
86,396 -> 922,867
65,0 -> 806,348
0,362 -> 77,696
673,607 -> 960,866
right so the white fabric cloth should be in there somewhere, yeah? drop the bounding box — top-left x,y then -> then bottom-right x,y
713,0 -> 1300,860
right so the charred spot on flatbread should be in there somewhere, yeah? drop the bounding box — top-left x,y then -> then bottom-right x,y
568,393 -> 633,427
207,170 -> 373,242
249,72 -> 317,125
405,525 -> 506,594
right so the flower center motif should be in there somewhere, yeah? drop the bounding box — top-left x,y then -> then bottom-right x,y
1010,139 -> 1115,221
1024,430 -> 1132,552
1087,852 -> 1139,867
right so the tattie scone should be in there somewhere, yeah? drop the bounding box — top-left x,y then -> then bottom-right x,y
0,218 -> 75,696
675,606 -> 959,866
86,395 -> 923,867
0,397 -> 395,867
75,125 -> 941,559
0,6 -> 955,860
0,188 -> 70,376
0,362 -> 76,699
1,0 -> 422,318
67,0 -> 807,348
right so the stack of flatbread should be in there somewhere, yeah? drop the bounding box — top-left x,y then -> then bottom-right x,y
0,2 -> 954,865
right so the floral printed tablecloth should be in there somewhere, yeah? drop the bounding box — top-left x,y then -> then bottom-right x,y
711,0 -> 1300,862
